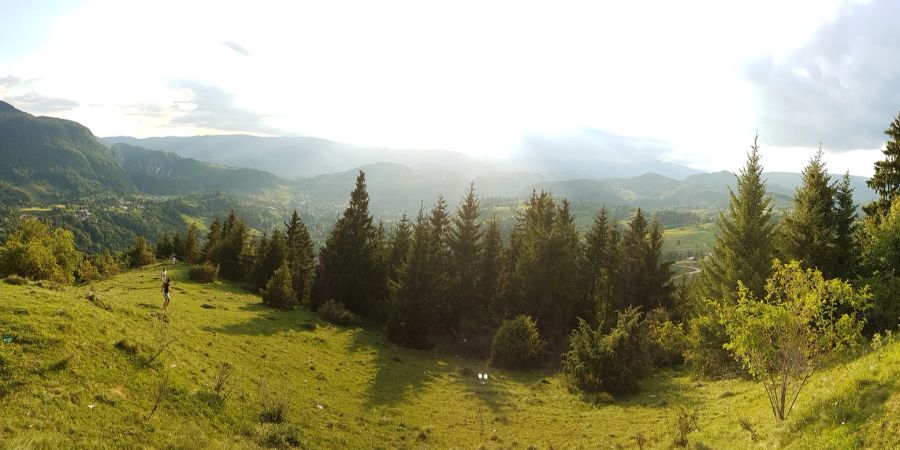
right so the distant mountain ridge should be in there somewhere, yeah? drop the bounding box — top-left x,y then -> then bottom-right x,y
0,100 -> 135,204
112,143 -> 285,196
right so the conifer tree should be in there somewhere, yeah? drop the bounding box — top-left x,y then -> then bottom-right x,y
644,218 -> 674,309
833,172 -> 858,279
507,191 -> 582,345
250,229 -> 287,293
779,148 -> 838,277
621,209 -> 649,309
314,171 -> 384,316
284,210 -> 316,306
201,217 -> 223,262
699,135 -> 777,303
181,223 -> 200,263
155,233 -> 174,259
262,261 -> 296,309
478,216 -> 504,318
386,207 -> 438,348
865,111 -> 900,220
582,208 -> 621,324
387,214 -> 413,282
448,183 -> 483,331
216,211 -> 250,281
429,196 -> 453,330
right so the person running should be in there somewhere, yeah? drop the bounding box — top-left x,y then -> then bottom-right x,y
162,276 -> 173,310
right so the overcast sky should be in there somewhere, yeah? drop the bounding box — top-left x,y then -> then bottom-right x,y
1,0 -> 898,176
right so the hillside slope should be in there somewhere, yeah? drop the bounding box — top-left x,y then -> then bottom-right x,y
1,267 -> 898,448
0,101 -> 135,203
113,143 -> 286,196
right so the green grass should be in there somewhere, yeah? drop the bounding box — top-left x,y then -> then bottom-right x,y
1,265 -> 899,448
663,223 -> 717,257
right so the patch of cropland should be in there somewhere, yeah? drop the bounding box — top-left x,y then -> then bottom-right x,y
1,266 -> 898,448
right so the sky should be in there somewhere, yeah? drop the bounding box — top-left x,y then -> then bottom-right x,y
1,0 -> 898,176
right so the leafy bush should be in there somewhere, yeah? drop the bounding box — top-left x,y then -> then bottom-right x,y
261,263 -> 296,309
317,299 -> 361,327
645,307 -> 689,367
684,312 -> 739,379
189,262 -> 219,283
0,218 -> 82,284
489,315 -> 544,370
562,307 -> 651,394
126,237 -> 155,268
76,257 -> 101,283
93,252 -> 124,278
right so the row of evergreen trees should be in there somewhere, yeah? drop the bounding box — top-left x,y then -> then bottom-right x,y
189,173 -> 674,354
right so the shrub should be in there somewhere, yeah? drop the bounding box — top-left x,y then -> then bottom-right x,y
261,263 -> 296,309
0,218 -> 82,284
93,252 -> 124,278
189,262 -> 219,283
645,307 -> 689,367
684,312 -> 739,379
126,237 -> 156,268
489,315 -> 544,370
562,307 -> 651,394
115,338 -> 140,355
671,405 -> 699,447
317,299 -> 361,327
76,257 -> 101,283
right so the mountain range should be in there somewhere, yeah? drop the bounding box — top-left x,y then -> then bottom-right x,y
0,100 -> 880,214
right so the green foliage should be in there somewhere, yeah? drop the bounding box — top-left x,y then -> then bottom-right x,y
76,257 -> 102,283
188,262 -> 219,283
314,171 -> 385,316
562,307 -> 651,394
858,198 -> 900,330
779,148 -> 839,278
125,236 -> 155,268
645,308 -> 689,367
700,135 -> 777,304
317,299 -> 362,327
833,173 -> 858,279
447,183 -> 483,332
478,216 -> 504,320
0,218 -> 82,283
865,110 -> 900,219
505,192 -> 583,345
386,208 -> 439,349
489,315 -> 544,370
155,233 -> 175,259
582,208 -> 621,325
720,260 -> 870,420
621,209 -> 673,311
684,310 -> 738,378
261,262 -> 296,309
284,210 -> 316,308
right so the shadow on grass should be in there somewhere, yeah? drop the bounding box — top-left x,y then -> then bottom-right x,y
203,303 -> 320,336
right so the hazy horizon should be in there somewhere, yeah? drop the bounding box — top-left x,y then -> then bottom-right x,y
3,0 -> 899,176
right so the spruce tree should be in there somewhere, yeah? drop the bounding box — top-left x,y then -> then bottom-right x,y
833,172 -> 858,279
216,211 -> 250,281
314,171 -> 384,316
262,261 -> 296,309
644,218 -> 674,309
448,183 -> 483,332
182,223 -> 200,263
699,135 -> 777,303
201,218 -> 223,262
621,209 -> 649,308
582,208 -> 621,324
387,214 -> 413,282
251,229 -> 287,293
285,210 -> 316,306
478,216 -> 504,319
865,111 -> 900,220
155,233 -> 174,259
779,148 -> 837,277
386,207 -> 438,348
429,196 -> 453,330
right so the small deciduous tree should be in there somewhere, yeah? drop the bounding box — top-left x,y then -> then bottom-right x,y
720,260 -> 870,420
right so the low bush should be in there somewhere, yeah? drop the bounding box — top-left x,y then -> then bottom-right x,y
645,307 -> 689,367
317,299 -> 362,327
562,307 -> 651,394
489,315 -> 544,370
189,262 -> 219,283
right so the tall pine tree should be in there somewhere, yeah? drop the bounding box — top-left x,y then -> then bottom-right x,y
833,172 -> 858,279
314,171 -> 384,316
285,210 -> 316,307
478,216 -> 504,319
865,111 -> 900,220
448,183 -> 483,332
581,208 -> 621,325
386,207 -> 439,349
699,135 -> 777,303
779,148 -> 838,278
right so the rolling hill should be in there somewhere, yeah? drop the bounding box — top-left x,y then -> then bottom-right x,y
0,101 -> 135,204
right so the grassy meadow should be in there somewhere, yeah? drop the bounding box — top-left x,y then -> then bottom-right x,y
1,264 -> 899,449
